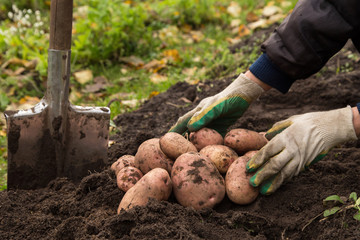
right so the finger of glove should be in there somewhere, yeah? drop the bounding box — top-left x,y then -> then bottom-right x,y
169,109 -> 197,134
304,149 -> 329,170
246,136 -> 286,173
265,119 -> 293,140
258,157 -> 298,195
188,95 -> 250,132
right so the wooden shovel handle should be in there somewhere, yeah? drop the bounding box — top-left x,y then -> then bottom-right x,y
50,0 -> 73,50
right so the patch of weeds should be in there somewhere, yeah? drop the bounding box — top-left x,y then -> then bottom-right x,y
323,192 -> 360,221
0,135 -> 7,191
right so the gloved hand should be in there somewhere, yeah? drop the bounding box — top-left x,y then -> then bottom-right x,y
246,106 -> 358,195
169,73 -> 264,136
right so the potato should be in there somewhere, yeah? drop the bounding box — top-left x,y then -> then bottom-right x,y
159,132 -> 197,160
224,128 -> 268,154
189,127 -> 224,151
244,150 -> 258,159
111,155 -> 136,175
118,168 -> 172,212
225,155 -> 259,205
171,152 -> 225,210
116,166 -> 143,192
199,145 -> 238,174
135,138 -> 173,174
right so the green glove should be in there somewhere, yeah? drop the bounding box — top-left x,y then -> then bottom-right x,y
246,106 -> 358,195
169,73 -> 264,136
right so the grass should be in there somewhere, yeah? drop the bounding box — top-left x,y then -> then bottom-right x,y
0,0 -> 298,190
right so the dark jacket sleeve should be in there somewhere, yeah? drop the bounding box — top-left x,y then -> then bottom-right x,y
249,0 -> 360,93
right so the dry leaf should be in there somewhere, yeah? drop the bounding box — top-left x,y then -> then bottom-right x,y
162,49 -> 181,62
230,19 -> 242,28
119,56 -> 144,68
227,1 -> 242,17
267,13 -> 285,24
246,11 -> 259,23
122,99 -> 140,108
226,37 -> 241,45
238,24 -> 251,37
83,76 -> 108,93
262,5 -> 282,17
182,67 -> 197,76
190,31 -> 204,43
150,73 -> 167,84
74,69 -> 93,84
248,19 -> 268,30
142,59 -> 167,73
149,91 -> 160,98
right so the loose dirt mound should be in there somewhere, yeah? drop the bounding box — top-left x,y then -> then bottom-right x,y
1,28 -> 360,239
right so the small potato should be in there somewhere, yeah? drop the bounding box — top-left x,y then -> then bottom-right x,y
189,128 -> 224,151
225,156 -> 259,205
135,138 -> 173,174
118,168 -> 172,212
224,128 -> 268,154
171,152 -> 225,210
116,166 -> 143,192
159,132 -> 197,160
111,155 -> 136,175
199,145 -> 238,174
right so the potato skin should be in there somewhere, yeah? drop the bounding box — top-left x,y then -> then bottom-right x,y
171,152 -> 225,210
159,132 -> 197,160
199,145 -> 238,174
135,138 -> 174,174
224,128 -> 268,154
116,166 -> 143,192
118,168 -> 172,212
225,156 -> 259,205
111,155 -> 136,175
189,128 -> 224,151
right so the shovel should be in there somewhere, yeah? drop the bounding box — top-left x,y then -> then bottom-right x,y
4,0 -> 110,189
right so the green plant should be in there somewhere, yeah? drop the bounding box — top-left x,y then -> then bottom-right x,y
323,192 -> 360,221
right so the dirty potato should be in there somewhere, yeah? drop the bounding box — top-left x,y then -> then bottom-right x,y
116,166 -> 143,192
134,138 -> 173,174
199,145 -> 238,174
118,168 -> 172,212
159,132 -> 197,160
225,155 -> 259,205
189,127 -> 224,151
171,152 -> 225,210
111,155 -> 136,175
224,128 -> 268,154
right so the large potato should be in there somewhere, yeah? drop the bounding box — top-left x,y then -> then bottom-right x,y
159,132 -> 197,160
225,155 -> 259,205
111,155 -> 136,175
116,166 -> 143,192
224,128 -> 268,154
189,128 -> 224,151
171,152 -> 225,210
118,168 -> 172,212
134,138 -> 173,174
199,145 -> 238,174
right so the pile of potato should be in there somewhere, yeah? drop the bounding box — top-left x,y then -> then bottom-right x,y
112,127 -> 268,213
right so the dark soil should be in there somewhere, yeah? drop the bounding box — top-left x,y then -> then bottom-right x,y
1,27 -> 360,240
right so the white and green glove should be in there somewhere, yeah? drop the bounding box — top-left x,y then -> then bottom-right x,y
246,106 -> 358,195
169,73 -> 264,136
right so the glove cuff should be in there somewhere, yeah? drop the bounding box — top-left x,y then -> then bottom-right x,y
318,106 -> 358,147
229,73 -> 264,103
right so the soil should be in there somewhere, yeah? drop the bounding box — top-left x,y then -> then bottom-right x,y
1,27 -> 360,240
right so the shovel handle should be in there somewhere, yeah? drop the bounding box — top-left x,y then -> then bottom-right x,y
50,0 -> 73,50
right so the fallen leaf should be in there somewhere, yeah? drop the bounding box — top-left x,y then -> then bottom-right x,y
230,19 -> 242,28
246,11 -> 259,22
74,69 -> 93,84
142,59 -> 167,73
83,76 -> 108,93
162,49 -> 181,62
238,24 -> 251,37
248,19 -> 268,30
227,1 -> 242,17
262,5 -> 282,17
266,13 -> 285,24
122,99 -> 140,108
150,73 -> 167,84
190,31 -> 204,43
226,37 -> 241,45
182,67 -> 197,76
149,91 -> 160,98
119,56 -> 144,68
